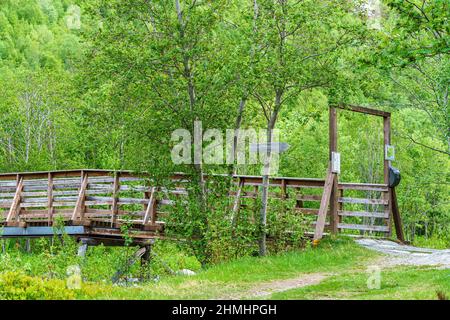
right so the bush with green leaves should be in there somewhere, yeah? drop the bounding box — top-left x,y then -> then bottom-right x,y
0,271 -> 75,300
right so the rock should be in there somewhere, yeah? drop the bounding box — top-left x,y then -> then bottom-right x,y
177,269 -> 196,276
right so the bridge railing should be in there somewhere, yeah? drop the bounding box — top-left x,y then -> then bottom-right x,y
0,170 -> 167,232
0,169 -> 392,239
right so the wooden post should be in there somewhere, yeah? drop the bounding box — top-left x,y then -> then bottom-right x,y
71,171 -> 88,222
111,172 -> 120,227
383,116 -> 391,185
48,172 -> 53,226
329,107 -> 339,234
232,178 -> 244,214
141,244 -> 151,266
391,188 -> 405,242
383,116 -> 393,236
231,178 -> 245,230
313,168 -> 335,242
143,187 -> 157,225
6,175 -> 24,225
281,178 -> 288,214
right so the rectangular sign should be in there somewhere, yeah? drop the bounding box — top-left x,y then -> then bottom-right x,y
249,142 -> 290,153
385,145 -> 395,161
331,152 -> 340,174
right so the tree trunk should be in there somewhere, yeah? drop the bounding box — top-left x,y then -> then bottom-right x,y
259,91 -> 282,256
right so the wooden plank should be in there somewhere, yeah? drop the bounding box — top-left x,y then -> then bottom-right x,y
143,187 -> 157,225
333,104 -> 391,118
330,178 -> 338,234
296,194 -> 322,202
88,183 -> 113,190
338,223 -> 389,232
338,197 -> 388,205
71,172 -> 88,221
313,169 -> 335,241
383,116 -> 391,185
48,173 -> 53,226
1,191 -> 46,198
231,178 -> 245,229
391,188 -> 405,242
22,197 -> 48,203
50,189 -> 109,196
157,199 -> 175,206
329,107 -> 338,234
86,196 -> 114,202
294,208 -> 323,215
338,183 -> 388,192
232,179 -> 244,213
111,172 -> 120,226
6,176 -> 24,223
338,210 -> 389,218
119,185 -> 149,192
117,198 -> 149,205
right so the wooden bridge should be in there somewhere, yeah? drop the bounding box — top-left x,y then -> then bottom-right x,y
0,106 -> 406,246
0,168 -> 404,245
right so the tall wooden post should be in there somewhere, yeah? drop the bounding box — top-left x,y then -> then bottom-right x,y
329,107 -> 339,234
111,172 -> 120,227
383,116 -> 391,186
383,116 -> 392,235
384,116 -> 405,242
47,172 -> 53,226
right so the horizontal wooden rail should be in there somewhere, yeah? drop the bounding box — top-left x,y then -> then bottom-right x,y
0,169 -> 395,240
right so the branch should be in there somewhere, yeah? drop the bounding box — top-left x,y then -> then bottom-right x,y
398,133 -> 450,156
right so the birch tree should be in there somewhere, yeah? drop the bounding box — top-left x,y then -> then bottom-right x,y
245,0 -> 366,255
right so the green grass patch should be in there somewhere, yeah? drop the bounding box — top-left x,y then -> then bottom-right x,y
270,266 -> 450,300
412,236 -> 450,250
75,236 -> 377,299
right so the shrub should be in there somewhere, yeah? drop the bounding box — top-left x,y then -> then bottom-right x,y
0,271 -> 75,300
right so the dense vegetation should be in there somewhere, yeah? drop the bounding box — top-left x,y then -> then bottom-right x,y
0,0 -> 448,297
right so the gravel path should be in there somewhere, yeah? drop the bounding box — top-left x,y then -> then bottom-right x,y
356,238 -> 450,269
217,239 -> 449,300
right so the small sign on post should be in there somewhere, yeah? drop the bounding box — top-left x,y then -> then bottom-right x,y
250,142 -> 290,176
249,142 -> 290,153
331,152 -> 340,174
385,145 -> 395,161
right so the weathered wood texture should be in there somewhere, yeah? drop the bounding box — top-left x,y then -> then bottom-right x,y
313,168 -> 336,241
0,168 -> 398,240
324,105 -> 399,240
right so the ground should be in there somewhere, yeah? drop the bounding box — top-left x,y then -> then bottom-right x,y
76,237 -> 449,300
355,238 -> 450,268
0,237 -> 448,300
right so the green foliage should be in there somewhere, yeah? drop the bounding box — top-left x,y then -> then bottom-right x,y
0,271 -> 74,300
0,2 -> 448,299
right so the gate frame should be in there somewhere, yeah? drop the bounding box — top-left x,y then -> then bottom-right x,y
327,104 -> 404,242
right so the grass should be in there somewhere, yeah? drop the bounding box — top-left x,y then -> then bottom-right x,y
1,236 -> 448,300
412,235 -> 450,250
76,237 -> 377,299
270,266 -> 450,300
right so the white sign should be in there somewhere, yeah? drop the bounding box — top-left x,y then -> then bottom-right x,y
332,152 -> 340,174
249,142 -> 290,153
385,145 -> 395,161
